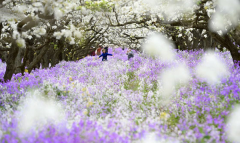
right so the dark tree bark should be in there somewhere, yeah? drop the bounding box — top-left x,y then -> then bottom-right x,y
4,41 -> 19,82
0,22 -> 2,36
210,32 -> 240,64
19,46 -> 29,75
27,39 -> 50,73
42,51 -> 49,69
14,48 -> 24,74
51,50 -> 61,67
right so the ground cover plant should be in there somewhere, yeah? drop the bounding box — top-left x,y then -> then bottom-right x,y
0,47 -> 240,143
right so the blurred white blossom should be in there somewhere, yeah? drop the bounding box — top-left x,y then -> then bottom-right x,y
142,33 -> 175,62
195,51 -> 229,85
33,27 -> 46,37
69,37 -> 75,45
227,105 -> 240,143
54,8 -> 63,20
16,38 -> 26,48
140,0 -> 194,19
74,30 -> 82,39
209,0 -> 240,34
17,90 -> 65,134
141,133 -> 180,143
61,29 -> 72,38
160,63 -> 191,99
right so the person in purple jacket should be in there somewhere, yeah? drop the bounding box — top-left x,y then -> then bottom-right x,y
99,49 -> 113,61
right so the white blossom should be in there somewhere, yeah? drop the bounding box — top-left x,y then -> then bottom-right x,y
53,32 -> 63,39
69,37 -> 75,45
74,30 -> 82,39
209,0 -> 240,34
142,33 -> 176,62
54,8 -> 63,20
195,51 -> 229,85
16,38 -> 26,48
227,105 -> 240,143
61,29 -> 72,38
17,90 -> 65,134
159,63 -> 191,100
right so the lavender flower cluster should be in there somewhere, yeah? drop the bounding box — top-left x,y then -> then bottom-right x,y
0,48 -> 239,142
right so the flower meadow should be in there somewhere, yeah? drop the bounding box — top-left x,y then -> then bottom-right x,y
0,48 -> 240,143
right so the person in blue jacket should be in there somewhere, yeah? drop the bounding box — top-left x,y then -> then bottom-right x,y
99,49 -> 113,61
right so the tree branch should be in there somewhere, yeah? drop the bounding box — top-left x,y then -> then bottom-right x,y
0,47 -> 10,51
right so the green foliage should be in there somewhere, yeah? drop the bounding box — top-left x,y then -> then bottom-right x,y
168,114 -> 180,126
84,0 -> 113,12
197,1 -> 201,5
143,80 -> 158,94
151,80 -> 158,92
54,44 -> 58,50
124,72 -> 140,91
18,77 -> 22,83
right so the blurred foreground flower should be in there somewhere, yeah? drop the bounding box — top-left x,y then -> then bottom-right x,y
195,51 -> 229,85
141,132 -> 180,143
227,105 -> 240,143
209,0 -> 240,34
142,33 -> 175,62
159,63 -> 191,104
17,90 -> 65,134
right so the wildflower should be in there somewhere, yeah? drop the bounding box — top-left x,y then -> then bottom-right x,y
209,95 -> 215,99
83,109 -> 88,115
82,87 -> 86,92
160,112 -> 167,119
24,69 -> 28,73
69,77 -> 73,81
86,90 -> 90,95
87,101 -> 93,108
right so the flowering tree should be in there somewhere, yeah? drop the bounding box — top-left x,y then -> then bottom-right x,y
0,0 -> 113,82
106,0 -> 240,61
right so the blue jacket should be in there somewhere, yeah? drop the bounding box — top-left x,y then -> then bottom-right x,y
99,53 -> 112,61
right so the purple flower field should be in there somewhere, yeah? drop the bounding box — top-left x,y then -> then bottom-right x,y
0,48 -> 240,142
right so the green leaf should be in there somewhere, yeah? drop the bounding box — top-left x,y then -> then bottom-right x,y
199,127 -> 204,134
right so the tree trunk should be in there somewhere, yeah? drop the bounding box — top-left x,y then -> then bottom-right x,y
27,40 -> 50,73
51,50 -> 60,67
42,51 -> 49,68
192,30 -> 200,50
0,22 -> 2,36
224,35 -> 240,64
211,32 -> 240,64
14,48 -> 24,74
4,41 -> 19,82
